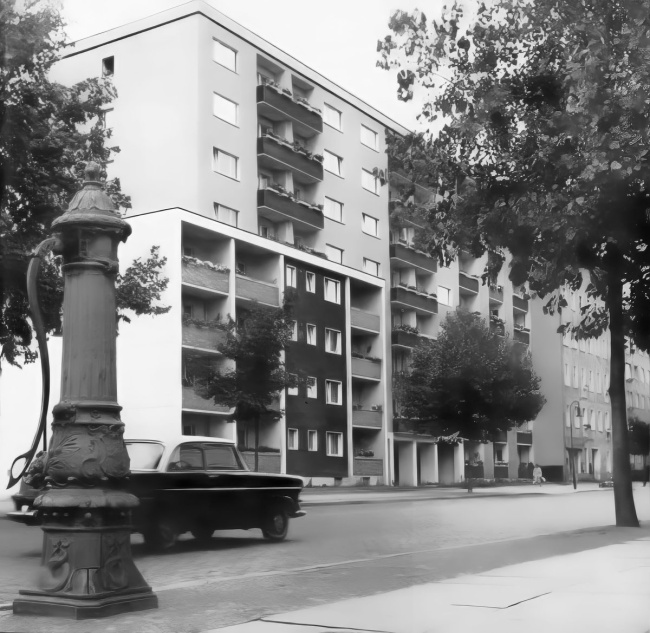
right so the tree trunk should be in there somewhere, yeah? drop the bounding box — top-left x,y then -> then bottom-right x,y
607,271 -> 639,527
254,414 -> 260,473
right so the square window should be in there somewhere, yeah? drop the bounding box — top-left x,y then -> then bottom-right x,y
323,150 -> 342,176
287,374 -> 298,396
213,93 -> 238,125
326,244 -> 343,264
288,428 -> 298,450
102,56 -> 114,76
324,278 -> 341,304
323,197 -> 343,222
213,40 -> 237,71
183,245 -> 195,257
438,286 -> 452,306
326,380 -> 342,405
183,304 -> 193,318
213,148 -> 239,179
286,265 -> 297,288
362,214 -> 379,236
308,430 -> 318,451
306,324 -> 317,346
290,320 -> 297,341
326,432 -> 343,456
325,328 -> 341,354
563,363 -> 571,387
362,169 -> 379,194
324,104 -> 342,130
306,272 -> 316,293
214,203 -> 238,227
360,124 -> 378,150
102,108 -> 114,130
183,424 -> 196,436
307,377 -> 317,399
363,258 -> 380,277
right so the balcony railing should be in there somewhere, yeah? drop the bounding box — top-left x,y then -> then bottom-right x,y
513,295 -> 529,312
465,463 -> 484,479
458,272 -> 479,294
352,409 -> 383,428
490,320 -> 505,337
351,307 -> 380,332
257,135 -> 323,184
236,275 -> 280,306
390,286 -> 438,314
489,285 -> 504,302
182,323 -> 226,351
182,259 -> 229,294
257,188 -> 324,231
513,328 -> 530,345
240,451 -> 281,473
494,464 -> 510,479
256,84 -> 323,136
391,329 -> 420,348
182,386 -> 231,414
351,357 -> 381,381
517,431 -> 533,445
353,457 -> 384,476
389,243 -> 437,273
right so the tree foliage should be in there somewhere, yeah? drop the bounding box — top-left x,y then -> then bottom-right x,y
378,0 -> 649,525
0,0 -> 168,366
396,310 -> 544,440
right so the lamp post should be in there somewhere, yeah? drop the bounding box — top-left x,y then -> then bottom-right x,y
568,399 -> 583,490
13,163 -> 158,618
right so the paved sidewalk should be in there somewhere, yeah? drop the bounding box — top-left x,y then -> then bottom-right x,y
209,527 -> 650,633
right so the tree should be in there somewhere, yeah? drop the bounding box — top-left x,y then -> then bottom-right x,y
1,0 -> 169,367
189,302 -> 297,472
396,310 -> 544,440
378,0 -> 650,526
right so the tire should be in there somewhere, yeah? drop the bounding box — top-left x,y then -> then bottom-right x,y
191,523 -> 214,543
261,505 -> 289,541
144,516 -> 178,551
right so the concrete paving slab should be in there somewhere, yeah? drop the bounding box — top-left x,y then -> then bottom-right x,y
203,622 -> 343,633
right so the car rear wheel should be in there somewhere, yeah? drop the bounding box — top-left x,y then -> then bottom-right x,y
144,517 -> 178,551
261,505 -> 288,541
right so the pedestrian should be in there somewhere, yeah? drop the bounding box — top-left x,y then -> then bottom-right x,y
533,464 -> 544,486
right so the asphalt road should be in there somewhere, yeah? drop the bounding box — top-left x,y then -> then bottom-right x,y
1,487 -> 649,633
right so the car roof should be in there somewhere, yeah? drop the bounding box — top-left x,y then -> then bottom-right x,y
125,436 -> 236,446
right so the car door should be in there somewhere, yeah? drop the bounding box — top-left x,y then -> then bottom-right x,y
164,442 -> 210,523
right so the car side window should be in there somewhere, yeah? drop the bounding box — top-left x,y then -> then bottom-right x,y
204,444 -> 241,470
167,444 -> 204,471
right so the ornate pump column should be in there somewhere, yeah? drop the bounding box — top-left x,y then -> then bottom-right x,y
14,163 -> 158,618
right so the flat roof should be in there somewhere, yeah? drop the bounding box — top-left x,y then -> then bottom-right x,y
63,0 -> 411,136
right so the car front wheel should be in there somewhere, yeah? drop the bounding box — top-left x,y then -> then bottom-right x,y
261,505 -> 289,541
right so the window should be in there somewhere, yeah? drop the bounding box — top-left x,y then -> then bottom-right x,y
324,278 -> 341,304
213,40 -> 237,71
323,150 -> 342,176
204,444 -> 241,470
102,56 -> 114,76
325,328 -> 341,354
290,321 -> 297,341
183,304 -> 193,318
102,108 -> 114,130
214,203 -> 238,227
213,93 -> 238,125
287,375 -> 298,396
326,380 -> 342,405
213,148 -> 238,179
589,370 -> 594,392
565,404 -> 571,428
306,272 -> 316,293
288,429 -> 298,450
326,431 -> 343,456
323,197 -> 343,222
308,430 -> 318,451
183,425 -> 196,436
168,445 -> 203,471
286,265 -> 296,288
604,372 -> 610,401
573,366 -> 579,387
362,214 -> 379,237
362,169 -> 379,194
307,377 -> 317,399
306,324 -> 317,346
438,286 -> 452,306
326,244 -> 343,264
596,372 -> 601,393
363,258 -> 380,277
574,403 -> 582,428
597,410 -> 603,432
563,363 -> 571,387
605,412 -> 611,430
360,124 -> 378,150
323,104 -> 342,130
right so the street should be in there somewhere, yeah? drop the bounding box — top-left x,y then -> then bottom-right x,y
0,486 -> 649,632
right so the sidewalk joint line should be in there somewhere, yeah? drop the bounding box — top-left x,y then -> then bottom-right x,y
262,617 -> 391,633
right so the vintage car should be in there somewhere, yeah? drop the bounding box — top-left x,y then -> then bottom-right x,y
8,436 -> 306,550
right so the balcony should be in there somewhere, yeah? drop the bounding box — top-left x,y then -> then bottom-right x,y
257,135 -> 323,184
390,243 -> 436,273
513,328 -> 530,345
236,274 -> 279,306
351,356 -> 381,381
513,295 -> 529,312
182,258 -> 229,295
458,272 -> 479,295
351,307 -> 380,333
182,323 -> 227,352
494,464 -> 510,478
391,329 -> 420,349
240,450 -> 281,473
182,386 -> 231,414
352,408 -> 383,429
493,430 -> 507,443
517,431 -> 533,445
353,457 -> 384,476
465,463 -> 484,479
390,286 -> 437,315
489,285 -> 504,303
256,84 -> 323,137
490,320 -> 505,337
258,188 -> 323,231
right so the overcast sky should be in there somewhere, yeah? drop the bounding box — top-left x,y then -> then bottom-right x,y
57,0 -> 436,131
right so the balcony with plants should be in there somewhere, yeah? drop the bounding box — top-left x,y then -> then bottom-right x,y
489,283 -> 504,303
352,430 -> 384,476
513,323 -> 530,345
257,130 -> 323,184
182,255 -> 230,295
390,282 -> 438,315
459,270 -> 480,295
256,80 -> 323,137
181,355 -> 232,415
390,239 -> 437,274
391,323 -> 423,349
258,183 -> 324,231
351,349 -> 382,381
489,313 -> 505,336
182,313 -> 228,352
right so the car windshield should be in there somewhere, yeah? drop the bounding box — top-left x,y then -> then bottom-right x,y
166,443 -> 245,471
204,444 -> 243,470
126,442 -> 164,470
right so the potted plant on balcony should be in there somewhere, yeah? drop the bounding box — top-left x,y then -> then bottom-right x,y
371,404 -> 383,412
355,449 -> 375,458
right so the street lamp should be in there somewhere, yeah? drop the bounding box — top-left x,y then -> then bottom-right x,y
568,400 -> 584,490
13,163 -> 157,618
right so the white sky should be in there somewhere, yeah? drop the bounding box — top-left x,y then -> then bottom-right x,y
58,0 -> 438,131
